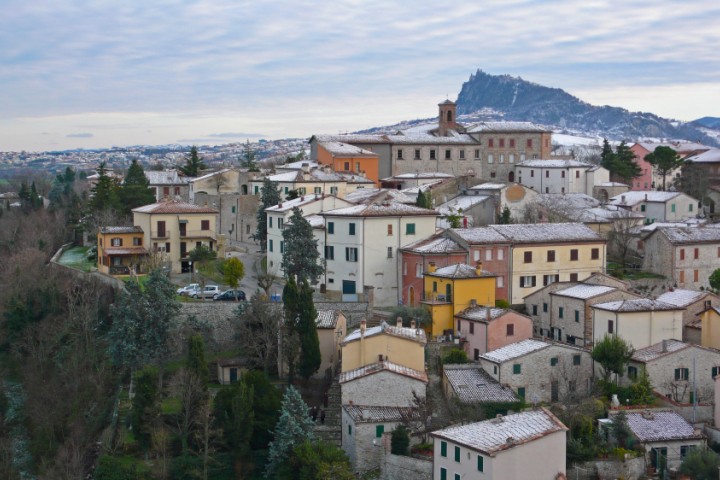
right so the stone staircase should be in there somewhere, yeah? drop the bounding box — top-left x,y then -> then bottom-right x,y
313,376 -> 342,445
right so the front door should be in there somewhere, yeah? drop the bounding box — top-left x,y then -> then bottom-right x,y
551,381 -> 559,402
229,368 -> 238,383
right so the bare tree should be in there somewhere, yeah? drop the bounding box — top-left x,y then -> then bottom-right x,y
235,294 -> 281,374
399,390 -> 433,443
256,269 -> 279,298
171,368 -> 207,453
608,209 -> 643,269
193,400 -> 222,480
151,427 -> 171,479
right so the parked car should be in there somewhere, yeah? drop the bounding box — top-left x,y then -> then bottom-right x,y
213,289 -> 246,301
177,283 -> 200,296
191,285 -> 220,299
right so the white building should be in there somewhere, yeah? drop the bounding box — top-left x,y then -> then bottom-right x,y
609,191 -> 700,224
430,408 -> 567,480
321,200 -> 438,307
591,299 -> 684,350
515,159 -> 609,195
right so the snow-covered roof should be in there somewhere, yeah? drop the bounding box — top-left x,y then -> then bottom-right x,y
99,226 -> 144,234
450,227 -> 510,245
318,141 -> 378,157
343,188 -> 416,205
145,169 -> 190,185
595,182 -> 628,187
401,234 -> 464,254
609,191 -> 682,206
339,360 -> 428,384
279,160 -> 319,171
304,214 -> 325,228
385,172 -> 454,180
658,226 -> 720,245
431,408 -> 567,456
490,223 -> 603,243
631,340 -> 690,363
443,365 -> 518,403
592,299 -> 681,312
636,141 -> 709,155
190,168 -> 231,183
132,199 -> 217,214
436,195 -> 491,214
516,159 -> 595,168
312,133 -> 389,144
265,194 -> 325,212
552,284 -> 616,300
455,307 -> 511,323
625,410 -> 702,442
469,182 -> 507,191
655,289 -> 709,307
315,310 -> 341,329
343,405 -> 419,424
322,201 -> 438,218
480,339 -> 550,363
429,263 -> 495,279
686,148 -> 720,164
466,121 -> 549,133
342,321 -> 427,345
386,131 -> 477,145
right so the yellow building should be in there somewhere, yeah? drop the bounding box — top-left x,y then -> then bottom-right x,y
97,226 -> 149,276
422,262 -> 497,338
700,306 -> 720,350
132,199 -> 221,274
341,319 -> 426,372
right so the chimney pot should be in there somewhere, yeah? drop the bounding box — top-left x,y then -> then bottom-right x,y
662,339 -> 668,352
476,261 -> 483,276
360,319 -> 367,335
410,319 -> 416,329
396,317 -> 403,328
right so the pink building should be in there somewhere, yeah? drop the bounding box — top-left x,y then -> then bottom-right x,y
455,307 -> 533,360
629,142 -> 709,191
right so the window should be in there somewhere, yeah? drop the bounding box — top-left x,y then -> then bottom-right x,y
570,249 -> 578,261
545,170 -> 549,178
524,251 -> 532,263
712,366 -> 720,378
387,247 -> 393,258
499,154 -> 504,163
328,222 -> 334,234
681,445 -> 695,459
157,221 -> 166,237
406,223 -> 416,235
416,263 -> 422,278
314,187 -> 322,194
345,248 -> 358,262
543,302 -> 548,313
324,246 -> 334,260
671,204 -> 676,213
507,324 -> 514,336
547,250 -> 556,262
680,270 -> 685,283
344,162 -> 350,170
520,276 -> 536,288
163,186 -> 170,197
454,446 -> 460,462
591,248 -> 600,260
403,262 -> 407,275
569,380 -> 576,392
376,425 -> 384,438
349,223 -> 356,235
414,149 -> 421,160
459,150 -> 465,160
488,138 -> 494,148
199,219 -> 210,231
231,205 -> 236,214
543,274 -> 558,286
475,149 -> 480,159
675,368 -> 689,381
694,270 -> 699,282
532,305 -> 538,315
454,475 -> 460,480
386,224 -> 393,236
641,204 -> 646,212
517,387 -> 525,399
561,171 -> 566,178
558,307 -> 564,319
280,241 -> 284,253
445,149 -> 451,160
269,217 -> 273,229
608,320 -> 614,334
530,169 -> 534,177
575,310 -> 580,322
111,238 -> 122,247
165,242 -> 170,253
474,348 -> 480,360
498,249 -> 504,260
278,218 -> 284,229
485,249 -> 493,261
573,354 -> 581,366
488,154 -> 494,164
477,455 -> 484,472
348,424 -> 352,435
499,138 -> 505,148
430,149 -> 436,160
513,363 -> 521,374
694,248 -> 699,259
570,273 -> 578,282
440,441 -> 447,457
254,185 -> 259,194
440,468 -> 447,480
527,139 -> 533,148
397,149 -> 403,160
330,186 -> 338,195
628,366 -> 638,380
680,249 -> 685,260
550,357 -> 558,367
690,203 -> 694,212
133,237 -> 141,246
496,276 -> 504,288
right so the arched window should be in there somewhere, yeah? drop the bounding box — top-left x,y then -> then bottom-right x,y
447,110 -> 453,122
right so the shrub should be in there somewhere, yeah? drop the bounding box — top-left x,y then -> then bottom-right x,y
391,425 -> 410,456
442,348 -> 468,364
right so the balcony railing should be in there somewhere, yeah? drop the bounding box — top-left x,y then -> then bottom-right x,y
180,229 -> 216,239
421,291 -> 452,304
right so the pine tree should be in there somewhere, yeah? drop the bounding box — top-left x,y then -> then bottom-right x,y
133,366 -> 160,450
282,207 -> 323,284
265,386 -> 315,477
187,334 -> 209,385
297,281 -> 321,381
241,140 -> 259,171
600,138 -> 614,171
120,159 -> 155,213
90,161 -> 121,212
214,378 -> 255,460
179,146 -> 207,177
252,178 -> 281,252
416,190 -> 431,208
644,146 -> 683,191
282,276 -> 301,383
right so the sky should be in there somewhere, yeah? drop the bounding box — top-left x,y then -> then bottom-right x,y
1,0 -> 719,152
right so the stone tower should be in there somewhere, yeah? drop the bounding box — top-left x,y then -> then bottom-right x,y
438,99 -> 458,136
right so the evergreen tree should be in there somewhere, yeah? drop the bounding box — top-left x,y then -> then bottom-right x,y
600,138 -> 614,171
108,269 -> 180,369
90,161 -> 121,212
645,146 -> 683,191
132,366 -> 160,450
282,207 -> 323,284
29,181 -> 43,209
282,276 -> 301,383
252,178 -> 281,252
497,205 -> 512,224
119,159 -> 155,213
265,386 -> 315,477
280,440 -> 355,480
178,146 -> 207,177
187,334 -> 209,385
591,335 -> 634,384
214,378 -> 254,461
416,190 -> 431,208
241,140 -> 259,171
600,140 -> 642,185
297,281 -> 321,381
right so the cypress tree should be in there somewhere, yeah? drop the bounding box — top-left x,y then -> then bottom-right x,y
282,207 -> 323,284
297,280 -> 320,381
282,276 -> 301,383
252,178 -> 281,252
186,334 -> 209,385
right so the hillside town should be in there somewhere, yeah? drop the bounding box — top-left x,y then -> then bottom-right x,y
6,100 -> 720,480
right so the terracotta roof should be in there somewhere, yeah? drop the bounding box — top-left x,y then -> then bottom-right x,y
103,246 -> 149,256
339,360 -> 428,384
443,365 -> 518,403
455,307 -> 511,323
100,226 -> 144,234
343,405 -> 420,423
315,310 -> 341,329
431,408 -> 567,456
342,321 -> 427,345
132,199 -> 218,214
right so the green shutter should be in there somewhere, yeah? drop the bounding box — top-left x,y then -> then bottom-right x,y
559,307 -> 564,318
441,441 -> 447,457
513,364 -> 521,374
440,467 -> 447,480
575,310 -> 580,322
454,446 -> 460,462
550,357 -> 558,366
376,425 -> 384,438
518,387 -> 526,399
477,455 -> 484,472
348,424 -> 352,435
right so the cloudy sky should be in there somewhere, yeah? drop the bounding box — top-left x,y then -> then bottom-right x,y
1,0 -> 719,152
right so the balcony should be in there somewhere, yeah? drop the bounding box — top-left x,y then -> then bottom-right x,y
421,291 -> 452,304
151,230 -> 169,239
180,229 -> 216,239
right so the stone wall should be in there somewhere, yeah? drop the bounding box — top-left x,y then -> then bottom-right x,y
570,457 -> 645,480
341,370 -> 426,407
381,453 -> 432,480
169,302 -> 240,355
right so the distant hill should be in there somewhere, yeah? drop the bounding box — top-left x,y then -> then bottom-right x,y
455,69 -> 719,147
692,117 -> 720,129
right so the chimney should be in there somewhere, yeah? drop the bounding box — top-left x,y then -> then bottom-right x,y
470,299 -> 477,308
428,262 -> 437,273
301,162 -> 310,173
410,319 -> 416,330
486,307 -> 491,322
396,317 -> 403,328
662,339 -> 668,352
476,261 -> 483,276
360,319 -> 366,335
